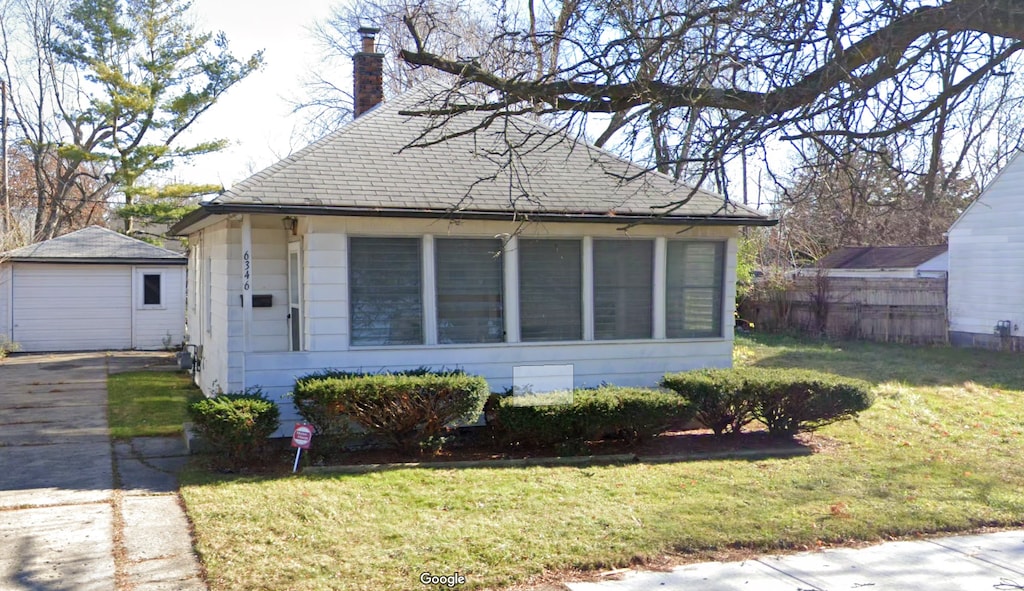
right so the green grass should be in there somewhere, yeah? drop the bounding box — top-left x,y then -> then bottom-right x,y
108,370 -> 200,438
180,335 -> 1024,590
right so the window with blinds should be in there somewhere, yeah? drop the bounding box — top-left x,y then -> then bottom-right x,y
666,241 -> 724,338
435,238 -> 504,344
519,239 -> 582,341
349,237 -> 423,346
593,240 -> 653,339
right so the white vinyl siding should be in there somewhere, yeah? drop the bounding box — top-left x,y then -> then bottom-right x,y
518,239 -> 583,342
132,266 -> 186,349
593,240 -> 653,339
0,264 -> 10,340
666,241 -> 725,338
435,238 -> 504,344
349,237 -> 423,346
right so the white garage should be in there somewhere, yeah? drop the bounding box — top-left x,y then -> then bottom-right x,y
0,226 -> 186,352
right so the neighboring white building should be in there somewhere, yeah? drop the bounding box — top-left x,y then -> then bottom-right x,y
0,226 -> 186,352
794,245 -> 948,279
948,151 -> 1024,349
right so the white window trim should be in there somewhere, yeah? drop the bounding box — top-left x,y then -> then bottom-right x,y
341,234 -> 729,348
136,269 -> 166,310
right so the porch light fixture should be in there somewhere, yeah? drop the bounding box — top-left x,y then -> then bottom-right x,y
282,216 -> 298,235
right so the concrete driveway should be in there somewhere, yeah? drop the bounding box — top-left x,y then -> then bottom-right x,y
0,352 -> 205,591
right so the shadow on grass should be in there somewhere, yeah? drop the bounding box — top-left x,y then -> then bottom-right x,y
738,333 -> 1024,390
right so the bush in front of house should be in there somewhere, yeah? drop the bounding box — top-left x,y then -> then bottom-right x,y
745,368 -> 875,435
491,386 -> 694,449
661,367 -> 874,436
291,369 -> 489,452
188,389 -> 280,466
660,370 -> 754,435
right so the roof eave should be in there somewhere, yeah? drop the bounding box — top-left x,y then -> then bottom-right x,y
7,257 -> 187,265
172,203 -> 776,235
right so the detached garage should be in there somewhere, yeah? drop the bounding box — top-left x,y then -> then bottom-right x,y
0,226 -> 186,352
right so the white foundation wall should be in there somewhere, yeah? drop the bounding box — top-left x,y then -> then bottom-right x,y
246,338 -> 735,431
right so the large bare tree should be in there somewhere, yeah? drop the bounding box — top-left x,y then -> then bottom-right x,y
395,0 -> 1024,191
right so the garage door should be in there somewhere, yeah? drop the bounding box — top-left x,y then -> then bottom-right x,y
13,264 -> 132,352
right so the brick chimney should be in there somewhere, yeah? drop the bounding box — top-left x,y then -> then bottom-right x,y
353,27 -> 384,118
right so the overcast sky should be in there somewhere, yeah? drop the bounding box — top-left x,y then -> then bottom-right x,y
177,0 -> 339,189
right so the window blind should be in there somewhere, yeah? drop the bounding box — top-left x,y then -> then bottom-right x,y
593,240 -> 653,339
349,237 -> 423,346
435,238 -> 504,344
666,241 -> 724,338
519,239 -> 582,341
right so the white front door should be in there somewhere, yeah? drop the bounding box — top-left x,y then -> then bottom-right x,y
287,242 -> 302,351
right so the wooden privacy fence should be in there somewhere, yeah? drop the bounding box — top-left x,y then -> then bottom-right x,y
741,276 -> 948,344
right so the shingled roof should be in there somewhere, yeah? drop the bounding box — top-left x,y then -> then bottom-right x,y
3,226 -> 186,264
816,245 -> 948,270
172,84 -> 771,233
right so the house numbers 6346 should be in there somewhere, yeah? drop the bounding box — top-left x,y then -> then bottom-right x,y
242,250 -> 252,292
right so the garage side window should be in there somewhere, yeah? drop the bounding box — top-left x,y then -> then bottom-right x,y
138,272 -> 164,309
349,237 -> 423,346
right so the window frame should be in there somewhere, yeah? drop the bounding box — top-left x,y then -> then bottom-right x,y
137,269 -> 165,310
592,238 -> 655,340
347,236 -> 425,347
665,240 -> 726,339
517,238 -> 584,343
434,237 -> 505,345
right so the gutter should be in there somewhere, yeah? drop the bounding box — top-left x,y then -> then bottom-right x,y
171,203 -> 778,235
8,257 -> 187,265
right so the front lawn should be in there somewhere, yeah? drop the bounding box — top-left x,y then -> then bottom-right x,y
180,335 -> 1024,590
108,370 -> 200,438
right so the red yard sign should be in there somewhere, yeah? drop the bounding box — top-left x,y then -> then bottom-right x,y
291,423 -> 314,450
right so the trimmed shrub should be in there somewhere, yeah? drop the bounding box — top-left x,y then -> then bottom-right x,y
188,389 -> 280,466
291,369 -> 488,452
745,368 -> 874,435
662,367 -> 874,436
492,386 -> 694,448
660,370 -> 754,435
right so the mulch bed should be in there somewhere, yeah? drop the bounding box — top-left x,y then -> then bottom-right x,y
299,427 -> 841,470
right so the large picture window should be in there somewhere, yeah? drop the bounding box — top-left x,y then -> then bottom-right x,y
666,241 -> 724,338
593,240 -> 653,339
349,237 -> 423,346
519,239 -> 582,341
435,239 -> 504,344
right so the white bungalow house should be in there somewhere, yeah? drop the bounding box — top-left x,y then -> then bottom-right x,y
948,151 -> 1024,349
169,32 -> 772,424
0,225 -> 186,352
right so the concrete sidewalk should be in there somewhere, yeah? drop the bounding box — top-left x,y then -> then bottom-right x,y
566,530 -> 1024,591
0,352 -> 205,591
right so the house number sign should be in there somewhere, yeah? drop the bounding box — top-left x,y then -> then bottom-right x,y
242,250 -> 252,293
